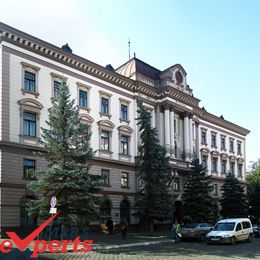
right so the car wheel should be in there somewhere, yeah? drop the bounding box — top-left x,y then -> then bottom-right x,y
200,234 -> 206,242
247,234 -> 253,242
231,236 -> 236,245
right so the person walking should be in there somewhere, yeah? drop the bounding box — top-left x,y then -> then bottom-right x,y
106,217 -> 114,235
121,221 -> 128,239
171,219 -> 181,243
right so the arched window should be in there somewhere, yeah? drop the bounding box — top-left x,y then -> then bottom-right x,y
100,199 -> 111,224
120,200 -> 130,224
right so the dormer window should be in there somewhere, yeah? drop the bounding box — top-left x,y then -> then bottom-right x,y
175,71 -> 183,84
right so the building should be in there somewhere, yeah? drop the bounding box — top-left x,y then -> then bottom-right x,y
0,22 -> 250,233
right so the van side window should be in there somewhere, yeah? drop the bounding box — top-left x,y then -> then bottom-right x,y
236,223 -> 242,231
242,221 -> 250,229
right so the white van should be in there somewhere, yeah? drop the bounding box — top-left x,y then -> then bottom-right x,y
206,218 -> 253,244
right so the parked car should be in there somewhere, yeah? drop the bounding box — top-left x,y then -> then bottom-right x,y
206,218 -> 253,245
181,223 -> 213,241
252,224 -> 260,238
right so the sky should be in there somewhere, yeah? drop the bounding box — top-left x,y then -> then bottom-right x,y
1,0 -> 260,167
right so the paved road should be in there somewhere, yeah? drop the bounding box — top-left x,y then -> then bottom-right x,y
1,237 -> 260,259
7,238 -> 260,260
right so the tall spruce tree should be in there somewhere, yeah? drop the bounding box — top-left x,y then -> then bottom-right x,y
220,172 -> 248,218
135,102 -> 172,232
27,83 -> 101,225
182,159 -> 216,223
248,181 -> 260,223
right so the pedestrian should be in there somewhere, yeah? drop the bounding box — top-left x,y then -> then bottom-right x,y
121,221 -> 128,239
171,219 -> 181,243
106,217 -> 114,234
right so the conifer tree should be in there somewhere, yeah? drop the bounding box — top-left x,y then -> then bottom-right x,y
182,159 -> 216,223
248,181 -> 260,222
135,102 -> 172,232
220,172 -> 248,218
27,83 -> 101,225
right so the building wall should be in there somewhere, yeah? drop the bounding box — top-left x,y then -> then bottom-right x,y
0,25 -> 250,229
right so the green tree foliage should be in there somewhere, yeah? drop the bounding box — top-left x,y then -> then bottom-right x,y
220,172 -> 248,218
135,102 -> 172,232
27,83 -> 102,225
247,159 -> 260,222
182,159 -> 216,223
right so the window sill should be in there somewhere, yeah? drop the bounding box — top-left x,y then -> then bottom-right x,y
121,186 -> 130,189
99,112 -> 112,119
23,177 -> 37,181
98,149 -> 113,154
20,135 -> 40,145
211,145 -> 217,149
118,153 -> 132,158
119,118 -> 130,124
78,106 -> 91,113
201,143 -> 207,146
21,89 -> 39,98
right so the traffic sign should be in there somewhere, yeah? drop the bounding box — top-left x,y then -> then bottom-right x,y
50,196 -> 57,208
49,207 -> 57,214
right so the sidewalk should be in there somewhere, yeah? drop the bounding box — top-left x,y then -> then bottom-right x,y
0,230 -> 174,252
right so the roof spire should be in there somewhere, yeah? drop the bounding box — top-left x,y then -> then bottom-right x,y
128,37 -> 131,60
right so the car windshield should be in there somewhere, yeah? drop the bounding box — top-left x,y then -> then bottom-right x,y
213,223 -> 235,231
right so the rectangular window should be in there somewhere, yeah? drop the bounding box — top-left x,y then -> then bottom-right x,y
121,172 -> 129,188
237,142 -> 241,154
221,160 -> 226,174
120,104 -> 128,120
54,81 -> 62,98
201,130 -> 206,145
221,136 -> 226,150
23,112 -> 36,137
79,90 -> 88,108
101,97 -> 109,114
202,155 -> 208,169
230,162 -> 235,174
101,169 -> 110,186
213,184 -> 218,196
100,131 -> 109,151
23,159 -> 36,179
173,179 -> 180,192
24,71 -> 36,92
230,139 -> 234,152
238,164 -> 242,177
212,157 -> 218,172
211,133 -> 216,147
121,136 -> 129,155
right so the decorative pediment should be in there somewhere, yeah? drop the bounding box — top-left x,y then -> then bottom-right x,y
237,158 -> 245,164
229,155 -> 237,162
98,120 -> 115,130
18,98 -> 43,110
79,114 -> 94,124
221,153 -> 229,160
118,125 -> 134,134
210,151 -> 220,158
200,148 -> 210,155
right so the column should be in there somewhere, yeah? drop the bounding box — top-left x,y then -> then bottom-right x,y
156,105 -> 160,140
164,104 -> 170,154
170,107 -> 175,156
189,116 -> 193,159
159,107 -> 164,146
195,122 -> 200,156
183,113 -> 190,161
